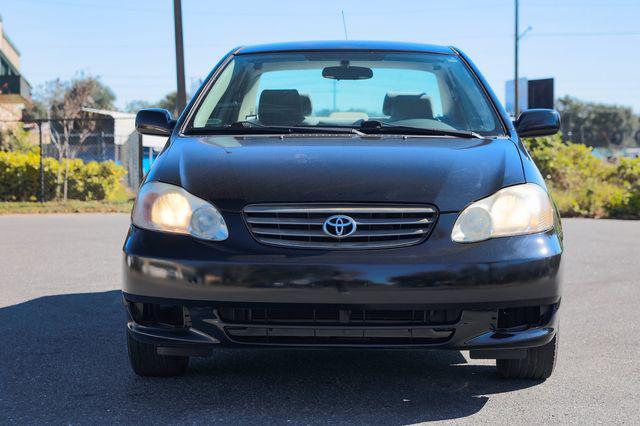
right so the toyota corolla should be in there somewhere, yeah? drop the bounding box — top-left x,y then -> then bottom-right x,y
123,41 -> 562,379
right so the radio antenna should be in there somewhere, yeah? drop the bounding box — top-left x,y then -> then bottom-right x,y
341,10 -> 349,40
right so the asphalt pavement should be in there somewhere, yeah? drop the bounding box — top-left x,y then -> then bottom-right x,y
0,214 -> 639,424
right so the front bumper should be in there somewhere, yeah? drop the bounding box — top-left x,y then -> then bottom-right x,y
122,212 -> 562,350
124,297 -> 559,352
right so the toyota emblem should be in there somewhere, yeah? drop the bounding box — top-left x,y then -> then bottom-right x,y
322,215 -> 357,238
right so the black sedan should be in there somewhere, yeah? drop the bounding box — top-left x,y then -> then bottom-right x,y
124,41 -> 562,379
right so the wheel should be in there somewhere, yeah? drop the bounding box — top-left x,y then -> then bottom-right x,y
127,332 -> 189,377
496,333 -> 558,380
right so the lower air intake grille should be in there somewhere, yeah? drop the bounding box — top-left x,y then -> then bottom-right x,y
218,307 -> 461,326
218,307 -> 459,346
243,204 -> 438,249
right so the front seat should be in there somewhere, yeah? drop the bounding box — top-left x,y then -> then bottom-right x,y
383,92 -> 434,121
299,93 -> 313,116
258,89 -> 306,126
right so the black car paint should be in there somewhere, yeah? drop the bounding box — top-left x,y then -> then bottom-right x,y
135,108 -> 175,136
123,218 -> 562,304
145,135 -> 524,212
515,108 -> 561,138
123,41 -> 562,352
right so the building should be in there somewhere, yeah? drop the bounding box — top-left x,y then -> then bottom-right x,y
0,15 -> 31,125
505,77 -> 555,116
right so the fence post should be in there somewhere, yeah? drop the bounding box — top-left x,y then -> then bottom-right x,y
101,130 -> 105,160
137,133 -> 143,185
38,120 -> 45,203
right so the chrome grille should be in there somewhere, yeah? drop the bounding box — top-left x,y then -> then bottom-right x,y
243,204 -> 437,249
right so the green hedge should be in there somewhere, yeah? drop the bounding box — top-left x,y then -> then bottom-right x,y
0,150 -> 127,202
525,135 -> 640,218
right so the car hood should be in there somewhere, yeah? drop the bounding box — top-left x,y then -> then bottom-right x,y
147,134 -> 525,212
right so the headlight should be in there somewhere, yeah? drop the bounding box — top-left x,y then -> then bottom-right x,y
132,181 -> 228,241
452,183 -> 554,243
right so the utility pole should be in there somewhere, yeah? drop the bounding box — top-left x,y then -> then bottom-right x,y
514,0 -> 532,118
514,0 -> 519,118
173,0 -> 187,114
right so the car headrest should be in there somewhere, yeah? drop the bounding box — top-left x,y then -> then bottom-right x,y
258,89 -> 306,126
383,92 -> 433,120
299,93 -> 312,116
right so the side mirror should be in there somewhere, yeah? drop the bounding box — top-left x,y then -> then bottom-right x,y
515,109 -> 560,138
135,108 -> 175,136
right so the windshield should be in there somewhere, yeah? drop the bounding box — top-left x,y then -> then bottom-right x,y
185,51 -> 504,136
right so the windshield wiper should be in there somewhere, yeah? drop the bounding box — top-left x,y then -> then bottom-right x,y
186,121 -> 366,136
358,120 -> 486,139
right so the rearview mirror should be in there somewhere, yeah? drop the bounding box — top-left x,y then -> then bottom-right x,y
515,109 -> 560,138
135,108 -> 175,136
322,66 -> 373,80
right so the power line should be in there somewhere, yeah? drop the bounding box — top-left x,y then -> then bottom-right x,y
20,29 -> 640,51
20,41 -> 230,49
529,30 -> 640,37
524,0 -> 640,7
21,0 -> 503,16
22,0 -> 165,12
20,0 -> 640,15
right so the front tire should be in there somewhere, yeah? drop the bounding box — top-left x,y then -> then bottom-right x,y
496,333 -> 558,380
127,332 -> 189,377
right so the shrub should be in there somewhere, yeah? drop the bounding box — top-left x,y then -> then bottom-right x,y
524,135 -> 640,218
0,150 -> 127,202
607,157 -> 640,218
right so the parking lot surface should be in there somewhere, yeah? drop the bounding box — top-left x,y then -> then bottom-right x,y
1,214 -> 639,424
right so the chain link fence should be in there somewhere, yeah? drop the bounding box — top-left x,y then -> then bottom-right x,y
0,116 -> 168,202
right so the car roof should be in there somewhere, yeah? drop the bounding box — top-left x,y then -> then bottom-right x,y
235,40 -> 456,55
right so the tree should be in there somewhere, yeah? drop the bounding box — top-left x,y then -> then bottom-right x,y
126,91 -> 181,117
125,77 -> 203,117
157,91 -> 180,117
124,99 -> 153,113
37,74 -> 117,200
22,98 -> 47,121
557,96 -> 638,148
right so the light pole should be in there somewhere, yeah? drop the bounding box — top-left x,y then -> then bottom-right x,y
173,0 -> 187,114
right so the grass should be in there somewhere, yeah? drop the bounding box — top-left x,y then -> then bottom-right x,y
0,200 -> 133,214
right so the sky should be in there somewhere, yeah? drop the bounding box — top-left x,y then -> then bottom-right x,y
1,0 -> 639,112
